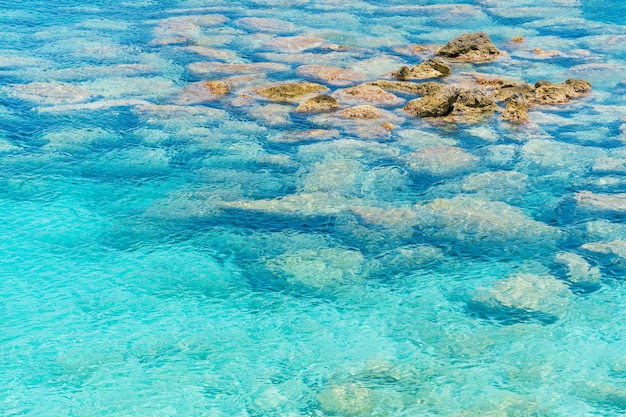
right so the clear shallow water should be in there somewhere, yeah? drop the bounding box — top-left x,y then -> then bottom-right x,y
2,0 -> 626,416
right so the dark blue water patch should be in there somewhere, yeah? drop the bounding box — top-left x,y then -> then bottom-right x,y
582,0 -> 626,25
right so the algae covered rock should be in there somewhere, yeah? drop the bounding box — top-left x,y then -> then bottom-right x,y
532,79 -> 592,105
340,105 -> 383,119
452,88 -> 498,115
367,80 -> 444,96
404,85 -> 460,117
436,32 -> 500,62
256,82 -> 328,102
392,58 -> 451,80
295,94 -> 340,113
501,92 -> 529,123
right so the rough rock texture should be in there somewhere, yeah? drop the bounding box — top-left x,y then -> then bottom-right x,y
501,93 -> 529,122
256,82 -> 328,102
175,80 -> 230,104
392,58 -> 451,80
532,79 -> 592,105
295,94 -> 340,113
340,105 -> 383,119
333,84 -> 404,107
367,80 -> 444,96
452,88 -> 498,115
296,64 -> 368,86
436,32 -> 500,62
403,85 -> 460,117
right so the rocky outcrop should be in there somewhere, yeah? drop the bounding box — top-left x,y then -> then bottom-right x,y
452,88 -> 498,115
501,93 -> 529,123
392,58 -> 451,80
436,32 -> 500,62
404,85 -> 460,117
367,80 -> 444,96
256,82 -> 328,102
532,79 -> 592,105
295,94 -> 339,113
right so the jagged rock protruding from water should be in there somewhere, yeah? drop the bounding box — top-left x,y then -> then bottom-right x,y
469,273 -> 571,323
404,85 -> 460,117
295,94 -> 340,113
367,80 -> 444,96
392,58 -> 451,80
501,93 -> 529,122
256,82 -> 328,102
452,88 -> 498,115
436,32 -> 500,62
532,79 -> 592,105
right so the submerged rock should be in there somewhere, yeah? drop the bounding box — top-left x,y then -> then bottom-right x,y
554,252 -> 601,285
296,64 -> 368,86
264,35 -> 324,52
392,58 -> 451,81
405,145 -> 478,176
414,197 -> 561,247
470,273 -> 571,323
436,32 -> 500,62
582,240 -> 626,262
267,247 -> 366,289
256,82 -> 328,102
295,95 -> 340,113
575,191 -> 626,213
333,84 -> 404,107
6,81 -> 91,105
340,105 -> 383,119
404,85 -> 460,117
501,93 -> 529,123
188,61 -> 290,75
174,80 -> 230,104
317,383 -> 376,416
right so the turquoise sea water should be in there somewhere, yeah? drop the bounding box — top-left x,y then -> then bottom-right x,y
2,0 -> 626,415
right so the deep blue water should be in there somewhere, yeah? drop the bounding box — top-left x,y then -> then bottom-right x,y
2,0 -> 626,416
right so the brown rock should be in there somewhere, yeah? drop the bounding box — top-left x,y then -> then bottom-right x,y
256,82 -> 328,102
452,88 -> 498,115
404,86 -> 460,117
333,84 -> 404,107
392,58 -> 451,80
341,105 -> 383,119
175,80 -> 230,104
436,32 -> 500,62
501,93 -> 529,123
491,82 -> 535,102
531,79 -> 591,105
295,95 -> 340,113
296,64 -> 368,86
367,80 -> 444,96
